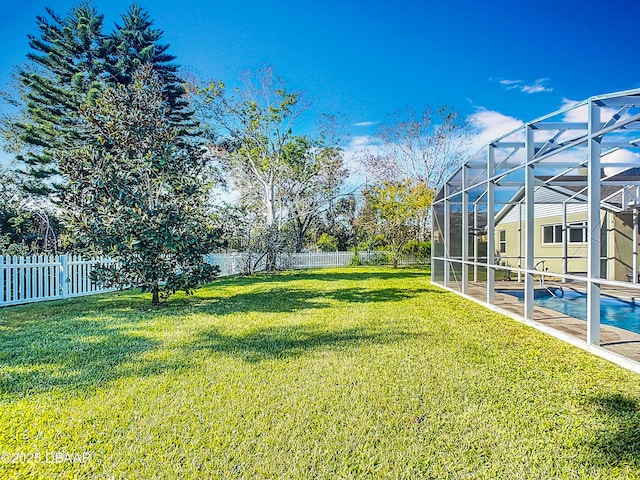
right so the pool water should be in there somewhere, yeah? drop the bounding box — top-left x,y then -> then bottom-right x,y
497,288 -> 640,334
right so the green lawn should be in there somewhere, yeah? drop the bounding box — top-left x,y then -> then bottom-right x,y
1,267 -> 639,479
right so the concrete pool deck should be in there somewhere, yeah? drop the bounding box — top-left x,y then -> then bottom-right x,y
460,281 -> 640,365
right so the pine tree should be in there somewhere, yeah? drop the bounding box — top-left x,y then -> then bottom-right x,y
11,2 -> 108,195
107,4 -> 195,135
6,2 -> 194,197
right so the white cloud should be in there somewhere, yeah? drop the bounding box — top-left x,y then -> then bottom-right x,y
521,78 -> 553,94
467,108 -> 524,152
348,135 -> 378,148
560,97 -> 628,125
499,79 -> 523,90
602,148 -> 640,178
493,77 -> 553,94
559,97 -> 585,122
352,121 -> 378,127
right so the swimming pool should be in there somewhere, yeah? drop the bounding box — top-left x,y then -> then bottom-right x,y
497,288 -> 640,334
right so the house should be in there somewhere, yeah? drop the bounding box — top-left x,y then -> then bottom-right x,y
494,181 -> 639,282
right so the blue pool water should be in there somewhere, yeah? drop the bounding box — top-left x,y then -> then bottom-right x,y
497,289 -> 640,334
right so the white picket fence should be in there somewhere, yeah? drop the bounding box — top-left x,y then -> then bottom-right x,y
204,250 -> 415,274
1,251 -> 418,308
288,251 -> 354,269
203,251 -> 357,275
0,255 -> 118,307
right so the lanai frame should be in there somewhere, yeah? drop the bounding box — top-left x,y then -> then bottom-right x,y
432,89 -> 640,367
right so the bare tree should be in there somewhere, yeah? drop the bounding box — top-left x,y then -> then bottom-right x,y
360,105 -> 472,239
0,165 -> 60,254
199,68 -> 302,269
200,68 -> 348,264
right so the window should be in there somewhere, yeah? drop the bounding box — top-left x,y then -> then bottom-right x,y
542,223 -> 586,244
498,230 -> 506,253
568,222 -> 587,243
542,224 -> 563,244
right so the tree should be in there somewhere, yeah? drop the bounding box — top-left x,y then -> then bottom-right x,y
58,66 -> 219,304
199,69 -> 348,264
0,165 -> 61,255
5,2 -> 108,196
360,105 -> 471,240
281,134 -> 348,252
209,203 -> 269,275
107,4 -> 195,133
317,232 -> 338,251
358,179 -> 433,267
200,68 -> 303,270
318,194 -> 357,250
3,3 -> 193,196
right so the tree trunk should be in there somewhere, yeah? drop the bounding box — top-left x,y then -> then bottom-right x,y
265,182 -> 276,229
391,244 -> 400,268
264,183 -> 279,271
295,235 -> 304,253
418,211 -> 428,242
294,219 -> 304,253
151,284 -> 160,305
265,226 -> 279,271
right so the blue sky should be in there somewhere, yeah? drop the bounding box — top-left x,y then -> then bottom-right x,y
2,0 -> 640,164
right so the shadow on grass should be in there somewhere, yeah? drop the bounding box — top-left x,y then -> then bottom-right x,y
245,267 -> 430,285
195,286 -> 440,315
0,289 -> 183,396
0,301 -> 183,398
0,267 -> 435,397
588,393 -> 640,465
193,323 -> 419,363
328,286 -> 438,304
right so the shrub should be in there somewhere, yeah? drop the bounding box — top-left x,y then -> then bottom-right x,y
317,233 -> 339,251
403,241 -> 431,264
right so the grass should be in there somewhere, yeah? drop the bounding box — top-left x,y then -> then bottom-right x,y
1,266 -> 639,479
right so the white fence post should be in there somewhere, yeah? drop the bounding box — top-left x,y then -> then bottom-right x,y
13,255 -> 19,302
0,255 -> 4,304
59,255 -> 69,299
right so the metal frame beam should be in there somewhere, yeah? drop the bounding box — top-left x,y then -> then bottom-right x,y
524,127 -> 535,321
530,122 -> 588,130
462,166 -> 469,294
634,209 -> 639,284
487,146 -> 495,305
587,101 -> 602,345
443,183 -> 450,289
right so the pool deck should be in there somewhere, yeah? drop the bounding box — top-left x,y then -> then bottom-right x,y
464,281 -> 640,364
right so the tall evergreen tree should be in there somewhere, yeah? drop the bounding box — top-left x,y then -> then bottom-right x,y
4,2 -> 194,197
107,4 -> 195,134
10,2 -> 108,195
